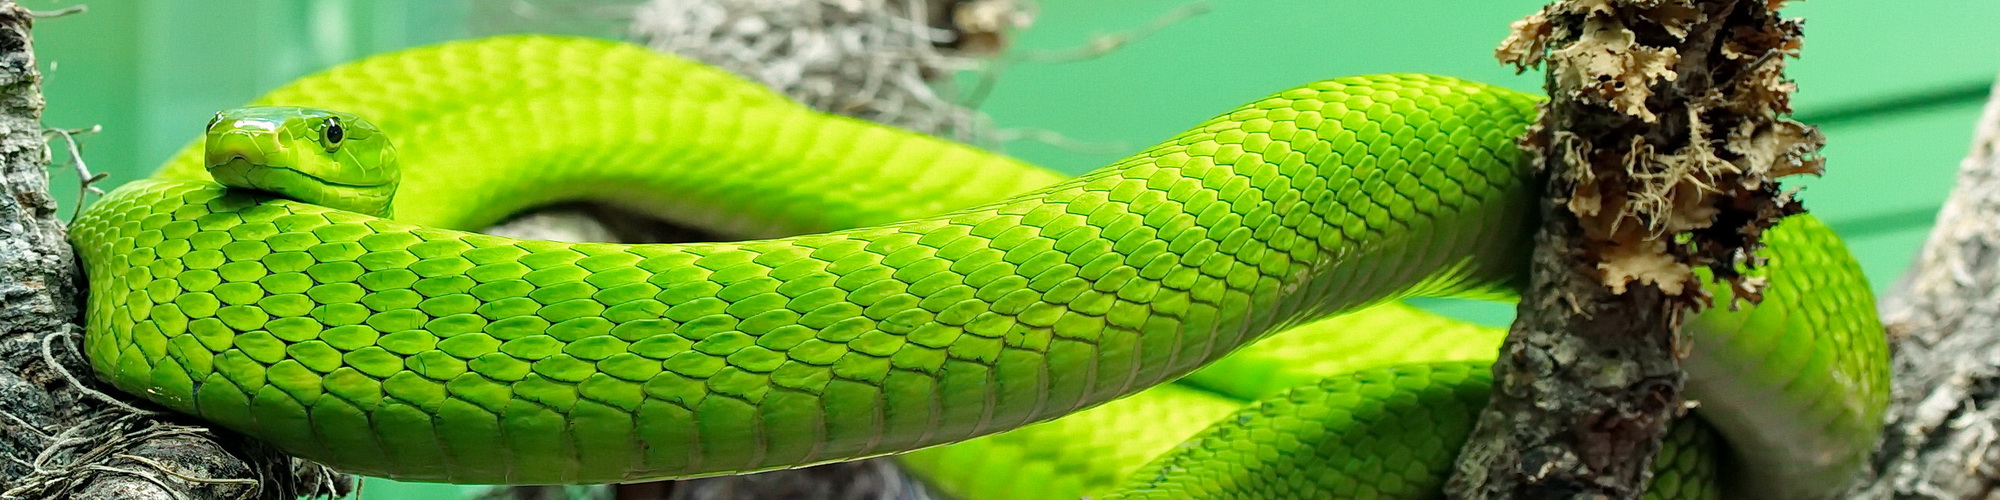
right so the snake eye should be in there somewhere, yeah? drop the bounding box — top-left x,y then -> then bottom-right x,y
321,117 -> 345,152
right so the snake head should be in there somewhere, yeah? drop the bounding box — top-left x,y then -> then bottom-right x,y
204,106 -> 400,218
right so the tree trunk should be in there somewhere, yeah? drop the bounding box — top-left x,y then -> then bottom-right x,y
1449,1 -> 1821,497
0,3 -> 347,499
1847,71 -> 2000,499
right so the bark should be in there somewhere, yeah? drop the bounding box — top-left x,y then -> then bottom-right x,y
626,0 -> 1021,146
1448,1 -> 1820,498
0,4 -> 348,499
1847,71 -> 2000,499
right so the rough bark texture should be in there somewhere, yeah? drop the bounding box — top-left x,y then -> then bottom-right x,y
1847,73 -> 2000,499
0,4 -> 348,499
628,0 -> 1022,146
0,1 -> 75,487
1448,1 -> 1820,498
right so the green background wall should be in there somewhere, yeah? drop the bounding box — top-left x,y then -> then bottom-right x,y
22,0 -> 1993,497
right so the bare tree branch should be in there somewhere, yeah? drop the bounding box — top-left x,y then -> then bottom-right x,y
1849,70 -> 2000,500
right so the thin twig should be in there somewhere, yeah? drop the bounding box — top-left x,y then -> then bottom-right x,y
112,453 -> 263,487
991,127 -> 1130,155
26,5 -> 84,19
44,125 -> 106,224
0,408 -> 52,440
961,1 -> 1210,109
40,327 -> 164,417
1015,2 -> 1210,64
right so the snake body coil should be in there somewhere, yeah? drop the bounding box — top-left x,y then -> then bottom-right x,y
71,36 -> 1887,498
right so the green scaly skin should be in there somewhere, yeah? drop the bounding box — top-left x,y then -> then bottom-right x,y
904,213 -> 1882,499
70,35 -> 1887,498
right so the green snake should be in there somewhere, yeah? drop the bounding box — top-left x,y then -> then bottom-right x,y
70,35 -> 1889,499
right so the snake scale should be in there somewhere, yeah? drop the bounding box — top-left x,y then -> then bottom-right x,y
70,35 -> 1888,499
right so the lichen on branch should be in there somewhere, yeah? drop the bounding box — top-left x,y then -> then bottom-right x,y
1449,0 -> 1824,498
1500,0 -> 1820,308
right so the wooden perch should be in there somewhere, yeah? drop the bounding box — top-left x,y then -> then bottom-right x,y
1848,72 -> 2000,498
1448,1 -> 1822,497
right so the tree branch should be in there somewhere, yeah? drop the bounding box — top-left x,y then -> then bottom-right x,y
1449,1 -> 1820,497
1848,69 -> 2000,499
0,3 -> 346,499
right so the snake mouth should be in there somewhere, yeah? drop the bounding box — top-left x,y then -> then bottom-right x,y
207,157 -> 388,202
204,127 -> 389,188
208,157 -> 307,198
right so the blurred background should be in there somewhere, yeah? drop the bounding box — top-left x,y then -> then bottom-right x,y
19,0 -> 1997,498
